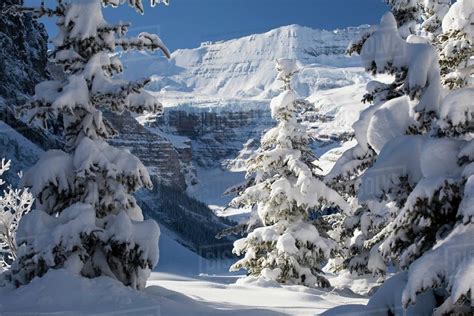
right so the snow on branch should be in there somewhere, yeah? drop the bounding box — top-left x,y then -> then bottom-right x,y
0,159 -> 33,271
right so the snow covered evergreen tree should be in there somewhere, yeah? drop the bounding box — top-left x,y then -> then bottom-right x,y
327,2 -> 473,314
6,0 -> 170,289
0,159 -> 33,272
229,59 -> 350,288
385,0 -> 451,38
374,2 -> 473,313
326,11 -> 442,276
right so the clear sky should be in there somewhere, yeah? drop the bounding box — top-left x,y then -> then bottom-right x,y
31,0 -> 389,52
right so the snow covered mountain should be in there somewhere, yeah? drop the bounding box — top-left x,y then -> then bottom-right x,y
120,24 -> 373,210
122,24 -> 370,101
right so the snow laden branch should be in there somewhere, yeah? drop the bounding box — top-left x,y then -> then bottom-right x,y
385,0 -> 421,38
0,159 -> 33,272
7,0 -> 170,290
227,59 -> 350,288
20,0 -> 169,17
437,0 -> 473,90
360,12 -> 442,128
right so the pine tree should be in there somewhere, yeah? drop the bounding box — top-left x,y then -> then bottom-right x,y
326,11 -> 443,276
7,0 -> 170,289
229,59 -> 350,288
387,0 -> 470,90
331,1 -> 473,314
379,2 -> 473,313
386,1 -> 466,90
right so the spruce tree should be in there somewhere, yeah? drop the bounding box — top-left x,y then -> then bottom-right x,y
330,1 -> 473,314
8,0 -> 170,289
326,11 -> 442,276
380,1 -> 473,313
229,59 -> 350,288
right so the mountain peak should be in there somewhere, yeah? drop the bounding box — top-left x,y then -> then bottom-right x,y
122,24 -> 368,101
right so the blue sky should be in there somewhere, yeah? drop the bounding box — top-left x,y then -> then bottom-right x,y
33,0 -> 389,52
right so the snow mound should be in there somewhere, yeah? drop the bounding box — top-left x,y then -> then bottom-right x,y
0,269 -> 279,315
322,272 -> 436,316
0,269 -> 160,315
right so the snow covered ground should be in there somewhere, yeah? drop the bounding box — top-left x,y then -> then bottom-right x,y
0,106 -> 371,315
0,231 -> 369,315
147,272 -> 368,316
0,268 -> 368,315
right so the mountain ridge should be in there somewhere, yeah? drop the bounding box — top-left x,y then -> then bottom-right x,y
122,23 -> 370,103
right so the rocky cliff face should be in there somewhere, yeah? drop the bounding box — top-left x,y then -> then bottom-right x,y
154,102 -> 346,171
0,1 -> 48,101
155,106 -> 272,167
0,0 -> 52,182
106,111 -> 188,190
